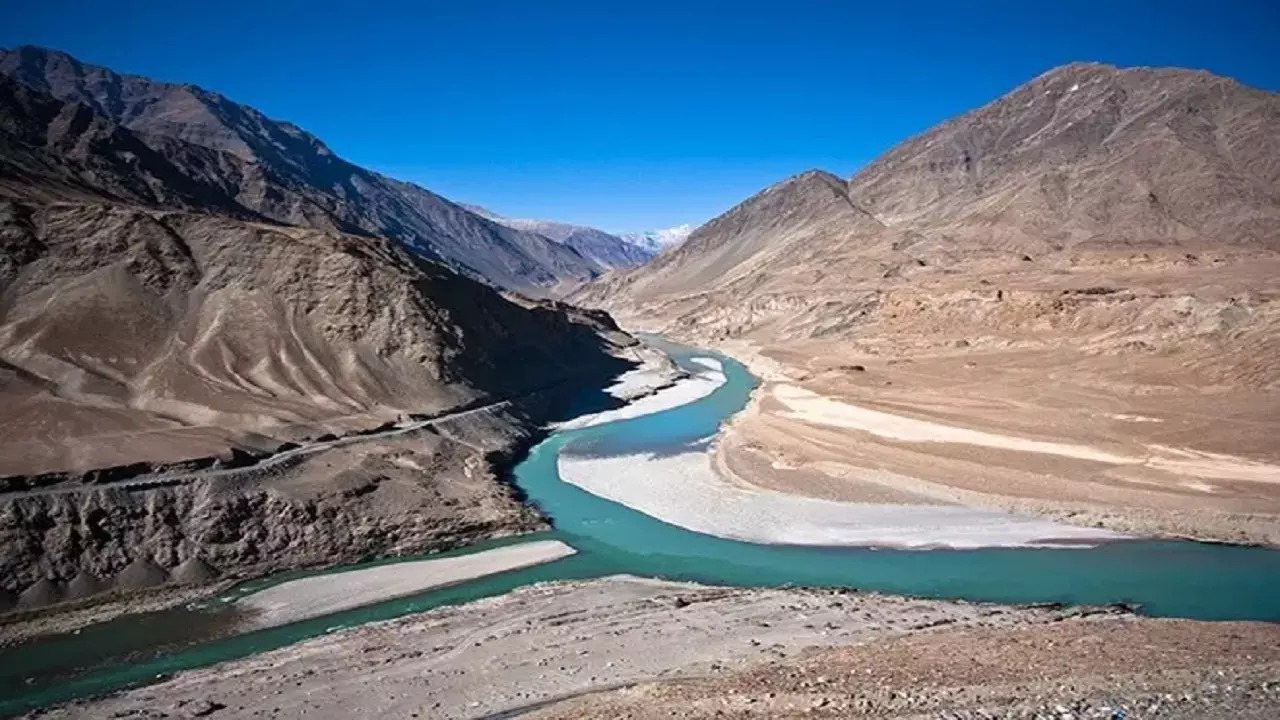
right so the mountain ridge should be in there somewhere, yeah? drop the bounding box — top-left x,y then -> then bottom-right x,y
569,59 -> 1280,552
460,204 -> 654,270
0,48 -> 638,609
0,45 -> 602,295
574,61 -> 1280,343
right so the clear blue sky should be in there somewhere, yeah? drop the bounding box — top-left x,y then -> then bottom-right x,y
3,1 -> 1278,232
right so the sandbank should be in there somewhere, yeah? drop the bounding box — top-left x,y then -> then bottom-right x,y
554,356 -> 726,430
558,450 -> 1124,548
236,540 -> 576,629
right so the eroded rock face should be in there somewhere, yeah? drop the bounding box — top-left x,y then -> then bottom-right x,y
0,407 -> 552,608
3,484 -> 481,598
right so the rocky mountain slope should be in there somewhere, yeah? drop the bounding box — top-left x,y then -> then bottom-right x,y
0,200 -> 629,476
575,63 -> 1280,376
0,45 -> 601,295
0,190 -> 632,608
0,207 -> 632,608
463,205 -> 654,269
572,62 -> 1280,544
0,74 -> 260,217
0,53 -> 636,612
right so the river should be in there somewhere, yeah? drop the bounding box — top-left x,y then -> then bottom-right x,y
2,339 -> 1279,715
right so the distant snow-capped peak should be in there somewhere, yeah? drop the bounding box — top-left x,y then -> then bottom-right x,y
618,224 -> 693,252
463,203 -> 695,265
462,204 -> 660,269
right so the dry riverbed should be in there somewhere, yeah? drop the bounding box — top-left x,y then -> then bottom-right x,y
38,576 -> 1280,719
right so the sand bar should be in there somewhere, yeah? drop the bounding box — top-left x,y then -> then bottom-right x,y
602,345 -> 685,400
236,540 -> 576,629
604,365 -> 678,400
555,356 -> 726,430
559,451 -> 1124,548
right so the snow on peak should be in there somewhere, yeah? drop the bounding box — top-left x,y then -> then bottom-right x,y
618,224 -> 694,252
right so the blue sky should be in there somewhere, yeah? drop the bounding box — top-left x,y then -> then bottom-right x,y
3,1 -> 1278,232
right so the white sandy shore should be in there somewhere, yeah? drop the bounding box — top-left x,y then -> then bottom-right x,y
603,344 -> 685,400
554,356 -> 726,430
559,451 -> 1124,548
604,366 -> 678,400
773,385 -> 1280,483
236,540 -> 576,629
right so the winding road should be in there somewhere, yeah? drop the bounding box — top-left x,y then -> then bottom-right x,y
8,398 -> 519,499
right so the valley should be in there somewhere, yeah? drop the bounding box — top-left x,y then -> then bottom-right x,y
0,34 -> 1277,720
4,338 -> 1280,718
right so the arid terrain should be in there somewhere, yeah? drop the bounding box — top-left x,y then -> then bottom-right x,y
0,47 -> 638,617
0,46 -> 605,295
576,62 -> 1280,545
4,45 -> 1280,720
40,576 -> 1280,719
0,196 -> 635,614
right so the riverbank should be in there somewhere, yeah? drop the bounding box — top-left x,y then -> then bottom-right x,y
539,602 -> 1280,719
554,357 -> 726,430
695,336 -> 1280,546
236,540 -> 576,630
41,576 -> 1280,719
0,583 -> 237,648
0,336 -> 665,640
601,340 -> 686,400
0,408 -> 545,643
558,344 -> 1128,549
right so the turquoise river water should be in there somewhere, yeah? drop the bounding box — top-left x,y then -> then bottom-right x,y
2,339 -> 1278,715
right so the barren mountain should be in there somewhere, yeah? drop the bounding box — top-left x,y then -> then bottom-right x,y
0,199 -> 630,477
0,45 -> 601,295
0,56 -> 635,611
464,205 -> 654,269
0,71 -> 629,476
574,62 -> 1280,543
0,191 -> 630,610
0,74 -> 262,216
579,63 -> 1280,341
